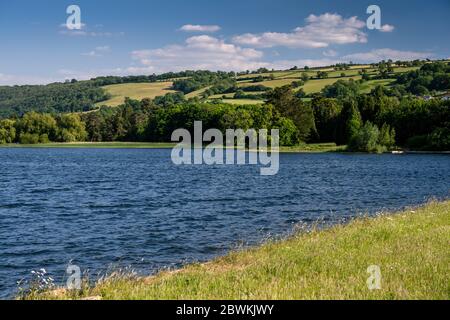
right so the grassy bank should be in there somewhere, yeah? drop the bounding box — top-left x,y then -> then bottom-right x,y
30,201 -> 449,300
280,143 -> 346,153
0,142 -> 177,149
0,142 -> 344,152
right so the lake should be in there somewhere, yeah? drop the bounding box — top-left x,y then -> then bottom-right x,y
0,148 -> 449,298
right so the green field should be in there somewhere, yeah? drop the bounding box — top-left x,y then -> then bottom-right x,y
238,78 -> 300,89
27,200 -> 450,300
210,98 -> 265,105
93,66 -> 420,106
359,79 -> 397,94
302,76 -> 363,94
185,86 -> 212,99
97,82 -> 177,107
210,92 -> 263,99
232,66 -> 418,97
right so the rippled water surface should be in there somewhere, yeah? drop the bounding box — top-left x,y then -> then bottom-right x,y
0,148 -> 449,298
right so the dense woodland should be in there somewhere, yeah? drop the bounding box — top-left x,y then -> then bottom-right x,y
0,61 -> 449,151
0,81 -> 109,118
0,71 -> 235,118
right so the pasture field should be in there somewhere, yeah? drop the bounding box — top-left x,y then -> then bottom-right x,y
359,79 -> 397,93
301,76 -> 363,94
94,65 -> 421,105
97,82 -> 177,107
185,86 -> 213,99
209,98 -> 265,105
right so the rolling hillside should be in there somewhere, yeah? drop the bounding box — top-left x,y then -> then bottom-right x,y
93,65 -> 422,107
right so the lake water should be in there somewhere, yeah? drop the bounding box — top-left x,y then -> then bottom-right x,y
0,148 -> 449,298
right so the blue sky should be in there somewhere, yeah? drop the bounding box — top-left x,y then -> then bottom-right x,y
0,0 -> 449,85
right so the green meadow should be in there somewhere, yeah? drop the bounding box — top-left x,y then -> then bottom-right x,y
97,82 -> 177,107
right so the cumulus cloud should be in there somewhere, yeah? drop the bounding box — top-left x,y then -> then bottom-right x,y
130,35 -> 268,73
379,24 -> 395,32
342,48 -> 433,62
232,13 -> 367,48
179,24 -> 221,33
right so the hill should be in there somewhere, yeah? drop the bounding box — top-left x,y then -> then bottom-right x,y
94,68 -> 411,107
0,60 -> 448,117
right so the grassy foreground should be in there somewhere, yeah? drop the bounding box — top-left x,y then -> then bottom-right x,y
33,201 -> 449,300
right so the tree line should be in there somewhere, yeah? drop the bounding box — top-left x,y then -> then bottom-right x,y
0,112 -> 87,144
1,61 -> 449,151
1,85 -> 448,151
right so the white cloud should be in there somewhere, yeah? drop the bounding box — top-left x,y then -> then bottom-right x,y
0,73 -> 9,84
95,46 -> 110,52
0,73 -> 60,86
323,49 -> 338,57
82,46 -> 111,57
270,58 -> 343,70
380,24 -> 395,32
179,24 -> 221,33
342,48 -> 433,62
57,67 -> 127,80
130,35 -> 268,73
59,23 -> 124,37
232,13 -> 367,48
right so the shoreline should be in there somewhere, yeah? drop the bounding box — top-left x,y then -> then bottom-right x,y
0,142 -> 344,153
1,142 -> 449,154
23,200 -> 450,300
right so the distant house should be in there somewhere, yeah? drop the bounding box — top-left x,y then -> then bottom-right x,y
441,94 -> 450,101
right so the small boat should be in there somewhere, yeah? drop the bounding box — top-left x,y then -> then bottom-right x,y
392,151 -> 404,154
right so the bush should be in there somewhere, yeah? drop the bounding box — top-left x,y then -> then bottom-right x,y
59,129 -> 76,142
19,133 -> 40,144
0,119 -> 16,144
273,117 -> 300,146
348,122 -> 386,153
378,123 -> 396,148
241,85 -> 269,92
39,134 -> 50,143
56,114 -> 87,142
